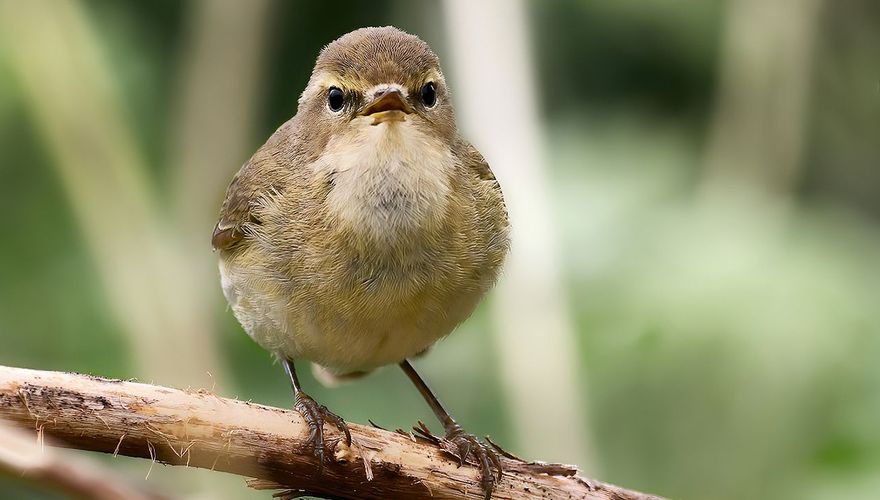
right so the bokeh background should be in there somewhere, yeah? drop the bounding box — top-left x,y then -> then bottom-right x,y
1,1 -> 879,499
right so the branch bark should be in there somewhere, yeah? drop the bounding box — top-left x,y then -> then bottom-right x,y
0,421 -> 165,500
0,365 -> 662,500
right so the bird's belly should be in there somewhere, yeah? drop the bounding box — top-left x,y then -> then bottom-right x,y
296,312 -> 445,374
220,257 -> 482,374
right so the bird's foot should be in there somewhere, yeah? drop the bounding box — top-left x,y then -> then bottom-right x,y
293,392 -> 351,472
442,422 -> 503,499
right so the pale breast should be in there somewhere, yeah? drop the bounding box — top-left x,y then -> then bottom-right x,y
318,119 -> 454,243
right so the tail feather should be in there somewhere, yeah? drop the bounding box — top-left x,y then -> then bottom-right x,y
311,363 -> 371,387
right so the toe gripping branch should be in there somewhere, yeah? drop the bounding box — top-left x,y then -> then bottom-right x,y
284,359 -> 351,474
444,422 -> 504,498
406,420 -> 504,499
293,392 -> 352,473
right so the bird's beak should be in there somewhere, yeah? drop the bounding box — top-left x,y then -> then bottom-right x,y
358,89 -> 415,126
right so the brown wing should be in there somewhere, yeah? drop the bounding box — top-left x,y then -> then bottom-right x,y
463,142 -> 502,187
461,142 -> 495,181
462,140 -> 509,227
213,119 -> 301,251
213,118 -> 306,251
461,141 -> 510,279
212,160 -> 263,251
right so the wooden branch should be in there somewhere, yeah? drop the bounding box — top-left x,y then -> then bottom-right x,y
0,421 -> 165,500
0,365 -> 663,500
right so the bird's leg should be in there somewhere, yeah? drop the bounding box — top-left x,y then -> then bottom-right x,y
400,359 -> 503,499
283,359 -> 351,471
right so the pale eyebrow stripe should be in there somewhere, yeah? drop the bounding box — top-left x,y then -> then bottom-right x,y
300,72 -> 347,104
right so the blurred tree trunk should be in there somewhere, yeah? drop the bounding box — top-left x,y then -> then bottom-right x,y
702,0 -> 823,195
443,0 -> 594,470
170,0 -> 273,309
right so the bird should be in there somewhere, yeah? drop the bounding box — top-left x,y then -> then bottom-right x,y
212,26 -> 510,497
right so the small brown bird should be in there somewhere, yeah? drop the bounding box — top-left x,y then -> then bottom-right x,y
212,26 -> 510,496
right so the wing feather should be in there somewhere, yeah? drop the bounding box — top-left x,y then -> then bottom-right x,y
212,160 -> 265,251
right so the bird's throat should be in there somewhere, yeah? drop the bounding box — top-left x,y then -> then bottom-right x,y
321,124 -> 454,245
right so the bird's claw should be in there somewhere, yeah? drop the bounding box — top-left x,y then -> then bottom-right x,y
442,423 -> 503,499
293,393 -> 351,473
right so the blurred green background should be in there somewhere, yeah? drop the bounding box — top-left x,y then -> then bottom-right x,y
1,1 -> 878,499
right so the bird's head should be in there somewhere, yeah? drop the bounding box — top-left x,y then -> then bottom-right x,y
295,26 -> 457,149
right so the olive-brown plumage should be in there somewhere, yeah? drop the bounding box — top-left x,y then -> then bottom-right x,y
213,26 -> 509,497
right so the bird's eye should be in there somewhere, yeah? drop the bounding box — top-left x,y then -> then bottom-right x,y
420,82 -> 437,108
327,86 -> 345,112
